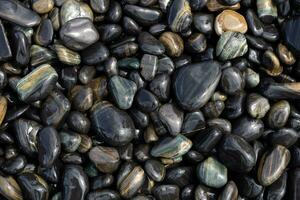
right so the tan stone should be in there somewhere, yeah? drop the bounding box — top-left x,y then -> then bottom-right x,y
32,0 -> 54,14
215,10 -> 248,35
207,0 -> 240,12
0,96 -> 7,126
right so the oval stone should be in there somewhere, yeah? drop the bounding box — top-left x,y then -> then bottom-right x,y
90,101 -> 135,146
173,61 -> 221,111
258,145 -> 290,186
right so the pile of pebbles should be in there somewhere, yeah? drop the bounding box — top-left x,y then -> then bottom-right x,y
0,0 -> 300,199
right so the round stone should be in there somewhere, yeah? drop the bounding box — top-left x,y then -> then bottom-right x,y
215,10 -> 248,35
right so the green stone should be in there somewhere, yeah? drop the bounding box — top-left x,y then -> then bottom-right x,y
109,76 -> 137,110
150,134 -> 192,159
216,31 -> 248,61
118,57 -> 140,69
197,157 -> 228,188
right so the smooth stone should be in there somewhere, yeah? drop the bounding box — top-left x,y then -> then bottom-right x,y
235,175 -> 263,198
182,111 -> 205,135
145,159 -> 166,182
232,116 -> 264,141
207,118 -> 231,134
257,0 -> 277,24
88,146 -> 120,173
140,54 -> 158,81
151,134 -> 192,159
62,165 -> 89,200
193,13 -> 214,35
90,101 -> 135,146
1,155 -> 26,174
17,173 -> 49,200
91,0 -> 110,13
222,0 -> 241,5
149,73 -> 170,102
173,61 -> 221,111
0,175 -> 23,200
79,65 -> 96,85
194,184 -> 217,200
247,93 -> 270,118
223,91 -> 246,119
159,103 -> 184,135
186,33 -> 207,53
153,185 -> 180,200
123,16 -> 141,36
14,119 -> 41,157
34,19 -> 53,47
220,67 -> 245,95
218,181 -> 238,200
288,168 -> 300,200
266,171 -> 287,200
117,163 -> 145,198
69,85 -> 93,112
277,43 -> 296,65
60,0 -> 93,25
49,7 -> 60,31
60,18 -> 99,51
262,50 -> 282,76
129,107 -> 149,128
30,45 -> 56,66
60,67 -> 78,91
98,24 -> 122,43
105,1 -> 122,23
258,145 -> 290,186
118,57 -> 140,70
37,127 -> 60,167
259,80 -> 300,100
91,174 -> 114,190
194,127 -> 223,153
165,166 -> 194,188
66,111 -> 91,134
168,0 -> 192,32
60,131 -> 81,153
215,10 -> 248,35
124,5 -> 162,26
216,31 -> 248,61
81,41 -> 109,65
16,64 -> 58,102
197,157 -> 228,188
158,57 -> 175,74
32,0 -> 54,14
111,42 -> 138,57
246,34 -> 271,50
0,20 -> 12,61
10,30 -> 29,65
282,16 -> 300,56
0,0 -> 41,27
138,32 -> 165,55
0,96 -> 7,126
269,128 -> 299,148
38,160 -> 62,183
218,134 -> 256,172
247,48 -> 261,64
135,89 -> 159,113
128,71 -> 145,90
267,100 -> 290,129
134,144 -> 150,162
109,76 -> 137,110
87,190 -> 120,200
262,24 -> 279,42
206,0 -> 241,11
159,32 -> 184,57
62,152 -> 83,164
190,0 -> 207,10
41,90 -> 71,128
149,23 -> 167,36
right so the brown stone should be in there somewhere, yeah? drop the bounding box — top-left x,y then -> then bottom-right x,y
207,0 -> 240,12
215,10 -> 248,35
277,43 -> 296,65
159,32 -> 184,57
32,0 -> 54,14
